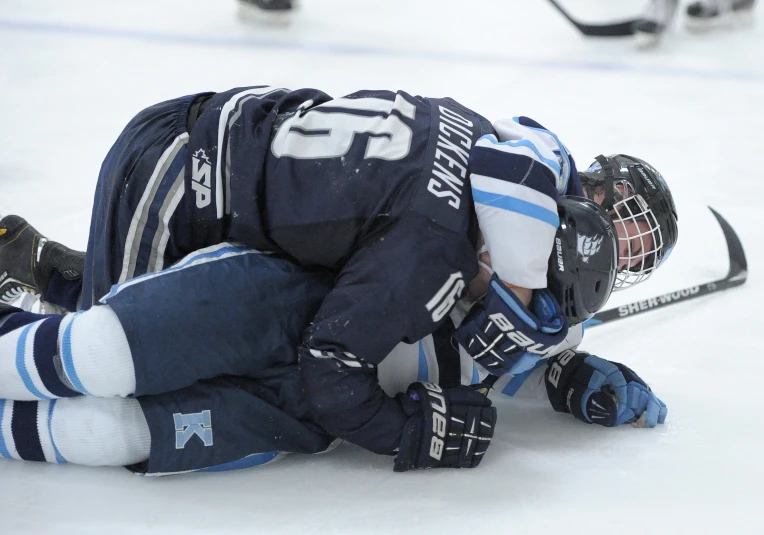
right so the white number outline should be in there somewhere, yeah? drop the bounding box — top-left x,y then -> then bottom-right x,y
271,95 -> 417,161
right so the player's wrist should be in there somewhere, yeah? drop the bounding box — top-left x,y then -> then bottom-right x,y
504,282 -> 532,307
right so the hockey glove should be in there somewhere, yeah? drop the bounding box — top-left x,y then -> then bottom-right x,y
455,274 -> 568,376
545,350 -> 667,428
394,382 -> 496,472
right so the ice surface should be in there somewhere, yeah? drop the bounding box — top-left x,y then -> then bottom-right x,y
1,1 -> 763,533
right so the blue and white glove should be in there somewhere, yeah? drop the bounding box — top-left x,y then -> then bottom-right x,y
545,350 -> 667,428
455,274 -> 568,376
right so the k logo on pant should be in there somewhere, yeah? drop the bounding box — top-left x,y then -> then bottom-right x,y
174,410 -> 213,449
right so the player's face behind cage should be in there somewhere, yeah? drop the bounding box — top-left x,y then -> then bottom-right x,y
580,154 -> 678,291
576,182 -> 659,285
612,194 -> 663,288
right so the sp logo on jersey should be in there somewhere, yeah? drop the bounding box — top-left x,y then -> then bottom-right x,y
191,149 -> 212,209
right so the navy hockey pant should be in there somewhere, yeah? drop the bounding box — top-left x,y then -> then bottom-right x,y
101,244 -> 335,474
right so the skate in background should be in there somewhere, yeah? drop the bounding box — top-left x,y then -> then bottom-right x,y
547,0 -> 757,46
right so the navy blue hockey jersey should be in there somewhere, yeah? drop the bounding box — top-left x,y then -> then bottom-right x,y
183,85 -> 581,456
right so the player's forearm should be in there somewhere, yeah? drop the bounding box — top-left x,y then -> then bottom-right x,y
299,347 -> 408,455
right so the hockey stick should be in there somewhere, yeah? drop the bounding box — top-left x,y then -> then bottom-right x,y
584,206 -> 748,328
479,207 -> 747,392
547,0 -> 641,37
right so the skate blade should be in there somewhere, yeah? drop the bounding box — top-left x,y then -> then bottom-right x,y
634,30 -> 665,49
237,4 -> 294,26
686,10 -> 755,32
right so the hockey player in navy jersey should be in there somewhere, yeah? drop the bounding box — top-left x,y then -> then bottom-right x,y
0,86 -> 676,473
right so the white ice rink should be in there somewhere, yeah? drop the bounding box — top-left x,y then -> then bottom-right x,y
1,1 -> 763,533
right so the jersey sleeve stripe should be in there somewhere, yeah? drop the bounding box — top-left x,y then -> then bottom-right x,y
511,116 -> 571,194
474,133 -> 562,178
469,147 -> 559,202
472,186 -> 559,228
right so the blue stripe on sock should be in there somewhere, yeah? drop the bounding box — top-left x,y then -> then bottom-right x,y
47,400 -> 67,464
33,316 -> 78,398
417,341 -> 429,382
0,400 -> 11,458
11,400 -> 45,462
15,323 -> 51,400
472,188 -> 559,228
60,312 -> 89,395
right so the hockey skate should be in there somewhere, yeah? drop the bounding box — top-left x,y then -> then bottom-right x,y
633,0 -> 679,47
0,215 -> 84,309
237,0 -> 296,26
685,0 -> 756,31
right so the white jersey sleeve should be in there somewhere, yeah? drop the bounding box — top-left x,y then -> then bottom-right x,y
469,117 -> 574,289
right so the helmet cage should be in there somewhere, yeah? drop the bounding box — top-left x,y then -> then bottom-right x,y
582,154 -> 677,290
611,193 -> 664,290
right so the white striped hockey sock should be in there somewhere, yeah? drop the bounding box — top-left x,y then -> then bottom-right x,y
0,397 -> 150,466
0,306 -> 136,400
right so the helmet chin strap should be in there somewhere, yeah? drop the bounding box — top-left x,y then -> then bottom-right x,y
476,244 -> 494,276
594,154 -> 617,210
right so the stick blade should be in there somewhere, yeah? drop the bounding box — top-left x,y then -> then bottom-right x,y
576,20 -> 639,37
546,0 -> 639,36
708,206 -> 748,282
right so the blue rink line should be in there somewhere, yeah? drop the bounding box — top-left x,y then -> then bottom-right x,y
2,18 -> 764,84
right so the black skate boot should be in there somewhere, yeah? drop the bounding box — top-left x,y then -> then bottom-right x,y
686,0 -> 756,31
633,0 -> 679,47
237,0 -> 296,25
0,215 -> 84,307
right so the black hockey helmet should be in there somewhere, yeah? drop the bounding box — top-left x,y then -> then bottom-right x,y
580,154 -> 678,290
547,196 -> 619,325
